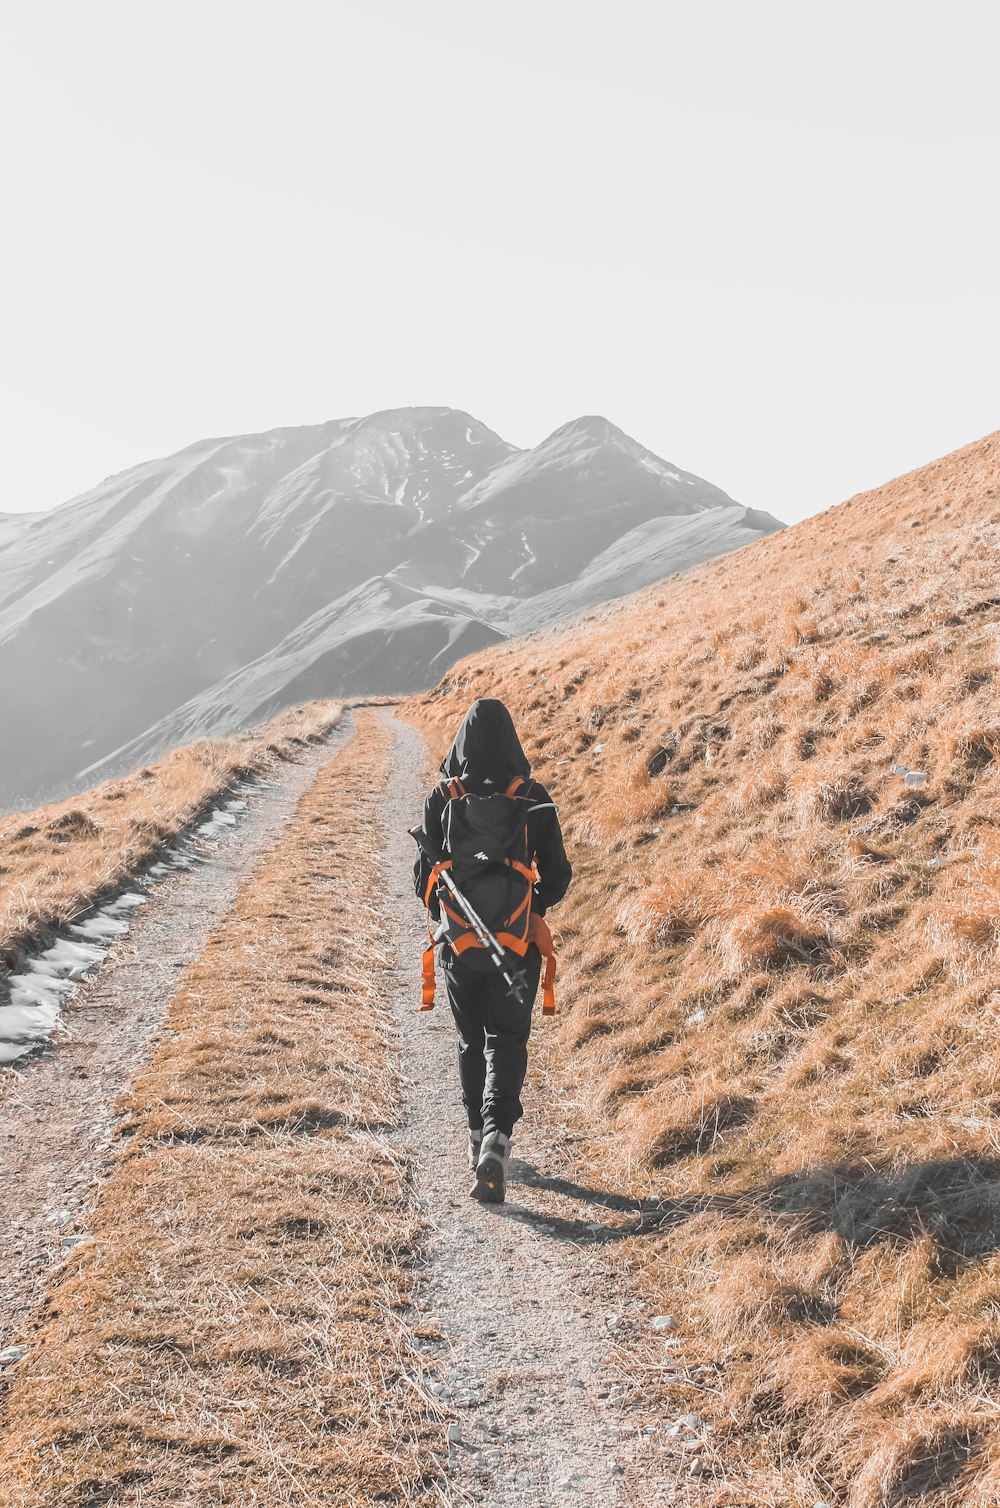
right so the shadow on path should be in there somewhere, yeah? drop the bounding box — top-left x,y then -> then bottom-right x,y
500,1159 -> 719,1244
497,1155 -> 1000,1263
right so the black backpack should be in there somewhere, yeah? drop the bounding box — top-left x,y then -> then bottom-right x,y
433,776 -> 535,970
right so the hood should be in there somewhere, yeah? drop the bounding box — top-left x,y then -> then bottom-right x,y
441,698 -> 531,789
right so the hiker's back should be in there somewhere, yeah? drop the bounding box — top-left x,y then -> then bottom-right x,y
436,776 -> 536,969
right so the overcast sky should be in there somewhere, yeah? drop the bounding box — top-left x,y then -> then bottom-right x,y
3,1 -> 998,524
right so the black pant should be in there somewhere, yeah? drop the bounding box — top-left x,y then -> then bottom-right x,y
443,947 -> 542,1139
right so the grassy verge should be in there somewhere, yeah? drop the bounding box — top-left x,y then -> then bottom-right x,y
0,710 -> 442,1507
0,702 -> 342,968
405,431 -> 1000,1505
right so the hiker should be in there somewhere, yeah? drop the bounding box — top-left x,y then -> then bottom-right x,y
412,698 -> 572,1204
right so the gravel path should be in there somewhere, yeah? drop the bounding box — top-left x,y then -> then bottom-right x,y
0,726 -> 349,1349
379,711 -> 681,1508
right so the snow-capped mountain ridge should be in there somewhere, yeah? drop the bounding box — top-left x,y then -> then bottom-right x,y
0,407 -> 783,808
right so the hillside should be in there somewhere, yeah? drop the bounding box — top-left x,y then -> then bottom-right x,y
0,407 -> 781,810
408,429 -> 1000,1504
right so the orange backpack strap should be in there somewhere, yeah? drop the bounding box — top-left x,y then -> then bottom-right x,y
540,951 -> 556,1017
527,913 -> 557,1016
423,858 -> 451,909
421,945 -> 436,1010
420,858 -> 454,1011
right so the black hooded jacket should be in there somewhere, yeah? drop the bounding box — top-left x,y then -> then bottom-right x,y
413,699 -> 572,922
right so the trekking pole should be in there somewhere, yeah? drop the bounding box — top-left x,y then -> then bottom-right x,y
436,867 -> 529,1003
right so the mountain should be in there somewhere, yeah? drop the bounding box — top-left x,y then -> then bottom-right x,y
0,512 -> 30,549
0,407 -> 783,808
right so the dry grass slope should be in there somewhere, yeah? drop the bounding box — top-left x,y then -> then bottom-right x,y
408,430 -> 1000,1506
0,712 -> 442,1507
0,702 -> 342,968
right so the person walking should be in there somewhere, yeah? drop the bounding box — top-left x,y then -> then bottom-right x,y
412,698 -> 572,1203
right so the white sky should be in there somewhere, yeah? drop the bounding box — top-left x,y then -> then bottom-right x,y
2,0 -> 998,524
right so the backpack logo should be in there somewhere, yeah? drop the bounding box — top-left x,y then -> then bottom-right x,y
474,850 -> 489,861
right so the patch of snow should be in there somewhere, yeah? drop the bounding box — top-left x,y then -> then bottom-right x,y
101,892 -> 148,917
637,455 -> 684,482
511,530 -> 538,583
7,972 -> 76,1008
0,789 -> 261,1064
196,810 -> 238,837
69,914 -> 130,942
29,939 -> 105,981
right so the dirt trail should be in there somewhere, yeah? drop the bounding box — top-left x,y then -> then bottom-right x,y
0,728 -> 348,1345
380,711 -> 680,1508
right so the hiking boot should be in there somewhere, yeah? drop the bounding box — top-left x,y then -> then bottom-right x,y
470,1132 -> 511,1204
467,1128 -> 483,1170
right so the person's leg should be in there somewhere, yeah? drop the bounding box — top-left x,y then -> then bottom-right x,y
443,963 -> 488,1131
481,949 -> 542,1139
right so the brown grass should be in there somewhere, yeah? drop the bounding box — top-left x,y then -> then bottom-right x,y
406,429 -> 1000,1504
0,702 -> 342,968
0,712 -> 442,1506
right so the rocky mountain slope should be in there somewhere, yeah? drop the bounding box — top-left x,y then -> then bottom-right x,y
0,407 -> 782,808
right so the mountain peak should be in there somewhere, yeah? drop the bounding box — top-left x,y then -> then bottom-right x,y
346,406 -> 512,447
540,415 -> 627,447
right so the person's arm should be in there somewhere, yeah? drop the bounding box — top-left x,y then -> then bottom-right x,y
412,785 -> 446,918
527,784 -> 572,915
